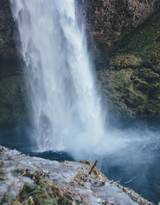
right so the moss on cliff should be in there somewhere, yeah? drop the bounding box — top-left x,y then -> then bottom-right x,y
0,75 -> 28,127
83,0 -> 159,52
117,13 -> 160,63
111,54 -> 142,69
99,12 -> 160,119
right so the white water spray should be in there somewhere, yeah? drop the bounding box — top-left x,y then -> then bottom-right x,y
10,0 -> 106,155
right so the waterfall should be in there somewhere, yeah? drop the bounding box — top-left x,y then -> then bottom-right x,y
10,0 -> 106,155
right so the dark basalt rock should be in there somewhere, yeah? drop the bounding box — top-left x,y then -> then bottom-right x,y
81,0 -> 160,52
0,0 -> 19,61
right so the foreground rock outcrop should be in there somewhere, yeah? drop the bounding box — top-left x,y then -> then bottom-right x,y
0,146 -> 153,205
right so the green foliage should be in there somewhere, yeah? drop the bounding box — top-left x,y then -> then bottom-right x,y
99,12 -> 160,119
12,171 -> 74,205
111,54 -> 142,68
116,13 -> 160,63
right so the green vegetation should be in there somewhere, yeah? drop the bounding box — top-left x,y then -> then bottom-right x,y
12,171 -> 75,205
0,75 -> 28,127
99,12 -> 160,119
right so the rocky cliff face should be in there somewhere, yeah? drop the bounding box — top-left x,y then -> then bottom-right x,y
0,0 -> 27,129
80,0 -> 160,119
98,12 -> 160,119
0,0 -> 18,61
82,0 -> 160,51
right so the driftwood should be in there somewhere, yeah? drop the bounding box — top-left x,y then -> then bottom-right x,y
88,160 -> 98,175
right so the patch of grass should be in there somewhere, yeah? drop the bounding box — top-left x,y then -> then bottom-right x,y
12,170 -> 74,205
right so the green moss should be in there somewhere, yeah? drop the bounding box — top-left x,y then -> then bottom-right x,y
105,69 -> 148,117
98,12 -> 160,119
116,13 -> 160,63
13,183 -> 71,205
24,185 -> 57,205
134,68 -> 160,82
12,170 -> 75,205
111,54 -> 142,68
0,75 -> 28,126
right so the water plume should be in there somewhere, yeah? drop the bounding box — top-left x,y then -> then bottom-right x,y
10,0 -> 106,155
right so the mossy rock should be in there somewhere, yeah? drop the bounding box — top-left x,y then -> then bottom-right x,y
0,75 -> 28,127
111,54 -> 142,69
98,12 -> 160,119
98,68 -> 148,118
19,184 -> 57,205
13,172 -> 75,205
133,68 -> 160,83
116,13 -> 160,63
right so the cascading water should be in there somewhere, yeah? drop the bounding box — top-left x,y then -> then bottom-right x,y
10,0 -> 106,155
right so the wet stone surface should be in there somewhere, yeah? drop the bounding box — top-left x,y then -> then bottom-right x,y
0,146 -> 153,205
